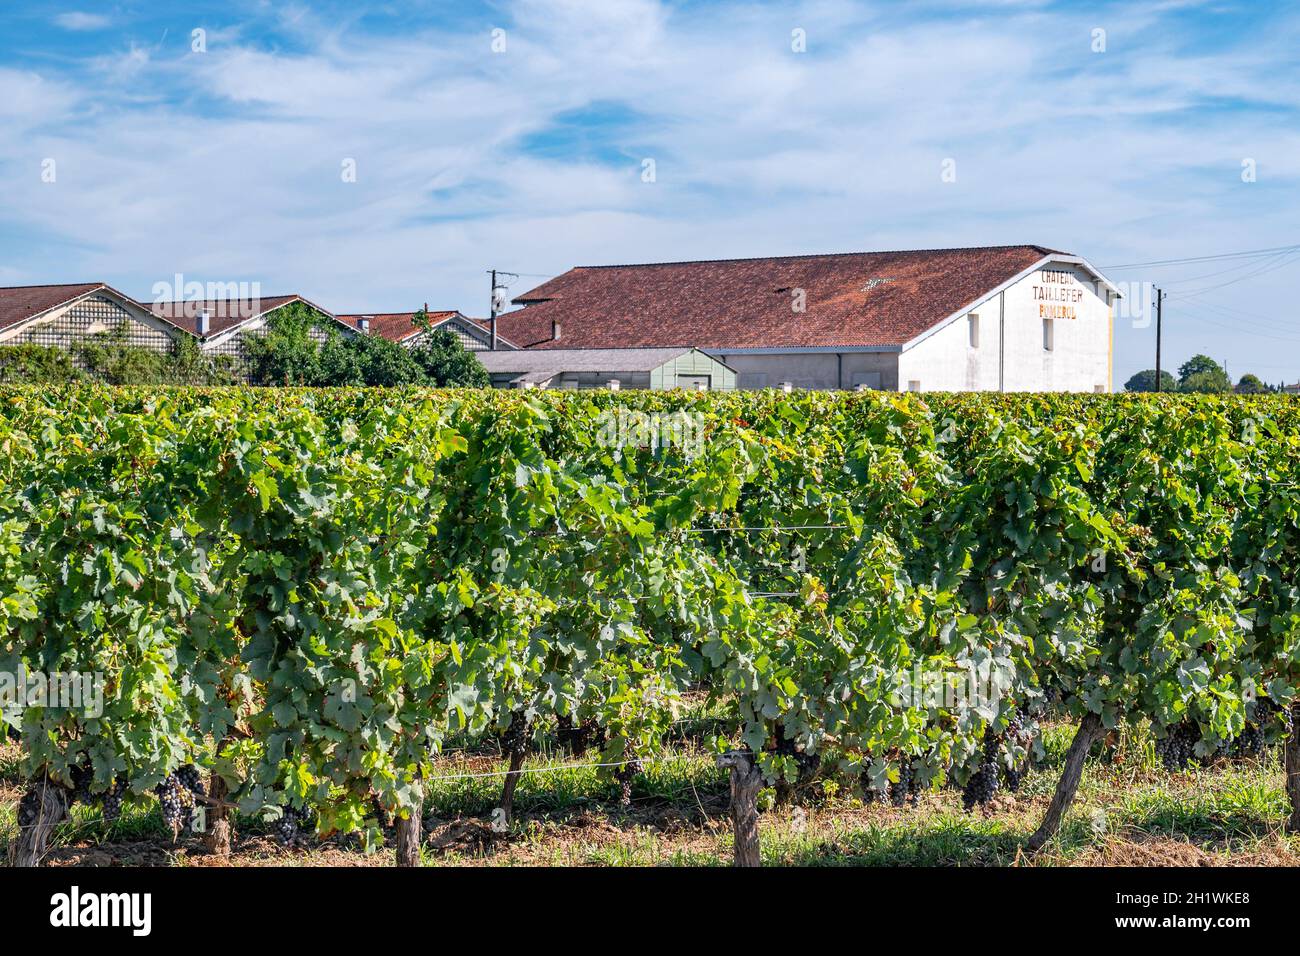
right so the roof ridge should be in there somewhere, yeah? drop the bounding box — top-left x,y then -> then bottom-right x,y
150,293 -> 298,303
566,244 -> 1065,271
0,281 -> 105,291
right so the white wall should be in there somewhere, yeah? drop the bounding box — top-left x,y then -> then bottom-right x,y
897,260 -> 1112,393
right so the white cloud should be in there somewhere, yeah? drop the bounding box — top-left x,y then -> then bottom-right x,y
54,12 -> 112,31
2,0 -> 1299,381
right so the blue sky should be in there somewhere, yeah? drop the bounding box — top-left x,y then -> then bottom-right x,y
1,0 -> 1298,385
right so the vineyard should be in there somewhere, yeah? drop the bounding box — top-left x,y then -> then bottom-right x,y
3,385 -> 1300,867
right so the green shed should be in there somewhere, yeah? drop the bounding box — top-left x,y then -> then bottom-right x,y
478,347 -> 737,391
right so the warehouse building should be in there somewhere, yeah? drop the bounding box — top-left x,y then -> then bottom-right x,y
148,294 -> 351,360
492,245 -> 1119,392
0,282 -> 180,350
477,347 -> 735,390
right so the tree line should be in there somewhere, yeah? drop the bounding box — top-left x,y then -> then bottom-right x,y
1124,354 -> 1282,394
0,304 -> 489,388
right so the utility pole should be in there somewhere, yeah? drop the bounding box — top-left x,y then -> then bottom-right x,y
489,269 -> 498,351
1154,287 -> 1166,392
487,270 -> 518,351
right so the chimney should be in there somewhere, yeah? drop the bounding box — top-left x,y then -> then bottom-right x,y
357,315 -> 371,333
196,310 -> 210,336
552,319 -> 561,342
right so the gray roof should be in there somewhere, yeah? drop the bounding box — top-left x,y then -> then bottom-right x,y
477,347 -> 702,379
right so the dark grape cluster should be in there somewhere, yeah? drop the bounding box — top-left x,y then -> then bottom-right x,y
1224,723 -> 1265,759
275,804 -> 316,846
1155,721 -> 1199,771
962,729 -> 1001,812
615,759 -> 644,806
154,772 -> 195,833
175,764 -> 205,798
500,711 -> 531,756
556,714 -> 605,755
862,783 -> 886,804
70,762 -> 94,804
1001,711 -> 1030,792
66,762 -> 130,821
101,777 -> 126,823
890,760 -> 922,807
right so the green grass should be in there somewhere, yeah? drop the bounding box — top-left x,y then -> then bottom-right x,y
4,719 -> 1299,866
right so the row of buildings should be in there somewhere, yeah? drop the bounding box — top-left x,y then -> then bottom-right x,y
0,244 -> 1120,391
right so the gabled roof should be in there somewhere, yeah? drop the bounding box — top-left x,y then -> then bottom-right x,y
336,310 -> 460,342
147,294 -> 347,339
498,245 -> 1102,350
0,282 -> 112,332
337,310 -> 518,349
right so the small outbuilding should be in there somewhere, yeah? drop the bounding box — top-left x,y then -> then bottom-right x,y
477,347 -> 736,391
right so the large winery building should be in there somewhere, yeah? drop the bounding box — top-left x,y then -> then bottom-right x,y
492,245 -> 1119,392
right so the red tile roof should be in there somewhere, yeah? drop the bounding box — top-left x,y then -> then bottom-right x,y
0,282 -> 108,332
335,310 -> 459,342
497,245 -> 1066,349
147,295 -> 314,337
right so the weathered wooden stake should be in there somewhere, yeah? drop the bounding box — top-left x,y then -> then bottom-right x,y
1285,705 -> 1300,834
8,778 -> 69,868
499,747 -> 526,825
202,774 -> 233,857
498,711 -> 530,827
395,784 -> 424,868
1026,712 -> 1103,852
717,751 -> 763,867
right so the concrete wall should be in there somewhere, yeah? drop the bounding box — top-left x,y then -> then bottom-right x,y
898,261 -> 1113,393
710,351 -> 899,391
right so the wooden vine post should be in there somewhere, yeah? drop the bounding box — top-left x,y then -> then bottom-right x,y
8,778 -> 70,868
395,780 -> 424,868
498,711 -> 530,827
717,751 -> 763,867
202,774 -> 233,857
1286,704 -> 1300,833
1026,712 -> 1103,852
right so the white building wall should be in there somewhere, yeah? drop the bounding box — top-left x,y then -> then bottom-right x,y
897,260 -> 1112,393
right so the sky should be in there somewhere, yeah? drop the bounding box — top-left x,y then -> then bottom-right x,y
1,0 -> 1298,386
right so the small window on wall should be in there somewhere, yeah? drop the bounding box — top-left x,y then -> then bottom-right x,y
1043,318 -> 1055,352
907,380 -> 921,392
968,314 -> 980,348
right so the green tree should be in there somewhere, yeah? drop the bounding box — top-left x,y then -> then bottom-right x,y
408,311 -> 490,387
1123,369 -> 1176,393
319,333 -> 425,387
0,344 -> 81,383
242,302 -> 327,385
1180,369 -> 1233,393
1235,373 -> 1271,394
1177,354 -> 1230,389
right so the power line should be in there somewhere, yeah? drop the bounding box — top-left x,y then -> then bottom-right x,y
1100,243 -> 1300,270
1167,250 -> 1300,298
